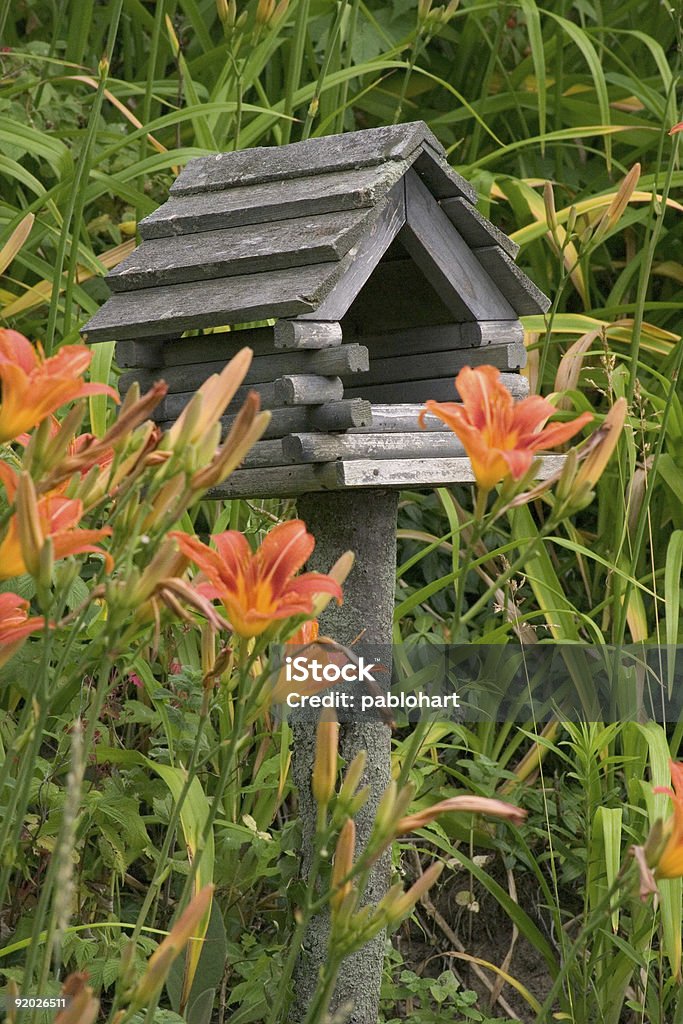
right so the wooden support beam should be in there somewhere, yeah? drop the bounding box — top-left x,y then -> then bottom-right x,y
334,454 -> 565,489
115,338 -> 166,369
120,343 -> 368,395
274,375 -> 344,405
162,328 -> 273,366
210,454 -> 565,497
400,170 -> 516,321
349,321 -> 523,358
283,431 -> 466,464
349,405 -> 449,433
345,372 -> 529,404
156,399 -> 372,440
345,342 -> 525,389
273,320 -> 342,350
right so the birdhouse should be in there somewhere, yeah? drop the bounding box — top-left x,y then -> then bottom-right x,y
82,121 -> 551,497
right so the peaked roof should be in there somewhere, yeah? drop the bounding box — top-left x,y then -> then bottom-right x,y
82,122 -> 549,343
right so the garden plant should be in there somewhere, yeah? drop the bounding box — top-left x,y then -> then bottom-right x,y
0,2 -> 682,1023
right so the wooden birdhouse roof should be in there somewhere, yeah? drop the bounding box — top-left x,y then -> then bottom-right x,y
81,122 -> 558,497
83,121 -> 548,341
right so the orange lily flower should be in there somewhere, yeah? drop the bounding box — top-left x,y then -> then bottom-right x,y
0,592 -> 45,667
0,330 -> 118,444
653,761 -> 683,879
170,520 -> 343,638
420,365 -> 593,491
0,463 -> 112,579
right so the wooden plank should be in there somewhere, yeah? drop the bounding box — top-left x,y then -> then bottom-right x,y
298,184 -> 406,321
170,121 -> 443,195
473,246 -> 551,315
139,165 -> 404,239
115,338 -> 165,369
162,328 -> 273,365
81,262 -> 329,342
123,343 -> 367,394
345,372 -> 529,404
210,453 -> 566,497
334,454 -> 565,489
241,438 -> 287,469
344,342 -> 526,388
153,382 -> 279,422
283,431 -> 466,464
440,197 -> 519,258
156,399 -> 372,440
348,321 -> 523,358
274,375 -> 344,405
208,462 -> 340,499
273,320 -> 342,350
411,147 -> 478,204
107,208 -> 370,293
401,170 -> 516,321
347,405 -> 447,433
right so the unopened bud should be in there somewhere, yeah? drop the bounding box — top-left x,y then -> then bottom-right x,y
16,471 -> 44,577
312,711 -> 339,810
383,861 -> 444,926
330,819 -> 355,916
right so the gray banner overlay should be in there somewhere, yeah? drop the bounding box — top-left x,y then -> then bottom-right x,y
269,644 -> 683,724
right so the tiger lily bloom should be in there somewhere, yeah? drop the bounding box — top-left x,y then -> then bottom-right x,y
0,592 -> 46,667
0,330 -> 118,444
420,365 -> 593,492
170,520 -> 343,639
652,761 -> 683,879
0,464 -> 112,579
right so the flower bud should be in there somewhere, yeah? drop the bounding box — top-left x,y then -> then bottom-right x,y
312,711 -> 339,810
330,819 -> 355,916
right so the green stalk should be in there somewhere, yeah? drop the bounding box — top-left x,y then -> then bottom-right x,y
44,0 -> 123,354
301,1 -> 350,141
281,0 -> 311,145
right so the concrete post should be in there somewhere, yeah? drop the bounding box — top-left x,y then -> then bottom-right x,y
291,489 -> 398,1024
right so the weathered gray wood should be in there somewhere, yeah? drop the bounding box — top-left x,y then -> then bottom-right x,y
209,453 -> 565,497
274,375 -> 344,405
344,342 -> 525,388
273,320 -> 342,350
310,399 -> 372,431
115,338 -> 165,369
349,404 -> 450,433
170,121 -> 443,195
157,399 -> 372,440
347,321 -> 523,358
473,246 -> 551,315
411,146 -> 478,204
81,263 -> 327,342
208,462 -> 340,499
161,328 -> 273,366
139,165 -> 404,239
153,382 -> 279,422
283,431 -> 466,463
121,343 -> 368,395
108,209 -> 370,293
334,454 -> 565,488
240,438 -> 287,469
298,185 -> 406,321
440,197 -> 519,258
345,372 -> 529,404
401,170 -> 516,321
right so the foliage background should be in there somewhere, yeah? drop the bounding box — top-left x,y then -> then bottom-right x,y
1,1 -> 682,1021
